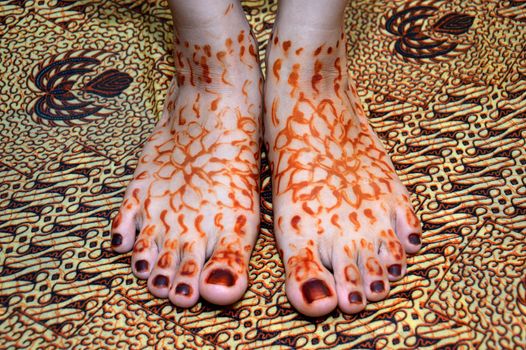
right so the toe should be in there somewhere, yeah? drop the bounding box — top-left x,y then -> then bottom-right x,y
169,239 -> 206,308
147,238 -> 179,298
332,244 -> 366,314
378,229 -> 407,281
111,189 -> 141,253
395,201 -> 422,254
199,235 -> 251,306
199,214 -> 259,306
283,241 -> 337,317
357,239 -> 390,302
131,224 -> 159,279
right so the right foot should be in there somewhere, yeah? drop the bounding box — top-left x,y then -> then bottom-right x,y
111,2 -> 262,308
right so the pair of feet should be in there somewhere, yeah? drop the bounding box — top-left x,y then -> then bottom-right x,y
110,8 -> 422,317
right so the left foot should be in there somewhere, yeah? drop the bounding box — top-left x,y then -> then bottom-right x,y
111,2 -> 262,308
264,23 -> 422,317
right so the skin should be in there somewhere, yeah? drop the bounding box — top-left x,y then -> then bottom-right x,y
111,1 -> 263,307
263,0 -> 422,317
111,0 -> 422,316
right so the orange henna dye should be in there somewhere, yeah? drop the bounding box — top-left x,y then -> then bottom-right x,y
330,214 -> 341,229
349,212 -> 360,231
288,248 -> 323,282
158,252 -> 173,269
291,215 -> 301,231
112,212 -> 122,230
311,60 -> 323,95
214,213 -> 224,231
248,44 -> 257,58
180,260 -> 198,277
160,210 -> 170,234
287,64 -> 300,96
177,214 -> 188,235
194,215 -> 206,238
133,238 -> 149,253
344,264 -> 359,284
203,45 -> 212,57
282,40 -> 291,52
273,59 -> 282,81
364,208 -> 377,224
210,97 -> 220,111
234,215 -> 247,237
365,257 -> 383,276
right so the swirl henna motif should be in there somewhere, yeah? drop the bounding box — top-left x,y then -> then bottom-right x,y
111,19 -> 263,308
264,30 -> 422,317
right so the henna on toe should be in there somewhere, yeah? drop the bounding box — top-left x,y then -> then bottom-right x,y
264,1 -> 422,316
111,0 -> 262,309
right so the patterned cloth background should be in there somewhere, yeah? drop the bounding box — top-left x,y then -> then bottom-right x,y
0,0 -> 525,349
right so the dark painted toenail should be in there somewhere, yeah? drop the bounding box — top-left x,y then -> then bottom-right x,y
135,260 -> 149,272
388,264 -> 401,276
408,234 -> 421,245
153,275 -> 169,288
206,268 -> 236,286
111,233 -> 122,246
371,280 -> 385,293
348,291 -> 363,304
301,279 -> 332,304
175,283 -> 192,296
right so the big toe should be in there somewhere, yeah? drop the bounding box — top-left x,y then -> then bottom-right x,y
199,235 -> 253,306
200,266 -> 247,305
283,244 -> 337,317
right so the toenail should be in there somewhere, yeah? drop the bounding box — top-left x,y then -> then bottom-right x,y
153,275 -> 169,288
111,233 -> 122,246
408,233 -> 421,245
135,260 -> 149,272
387,264 -> 401,277
206,268 -> 236,286
175,283 -> 192,296
301,279 -> 332,304
370,280 -> 385,293
348,291 -> 363,304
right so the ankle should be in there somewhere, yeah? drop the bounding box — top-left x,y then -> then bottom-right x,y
173,27 -> 260,90
265,29 -> 349,97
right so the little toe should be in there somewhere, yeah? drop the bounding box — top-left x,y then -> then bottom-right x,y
199,236 -> 252,306
332,244 -> 366,314
395,203 -> 422,254
358,244 -> 390,302
147,239 -> 179,298
169,240 -> 206,308
131,224 -> 159,279
283,242 -> 337,317
110,199 -> 139,253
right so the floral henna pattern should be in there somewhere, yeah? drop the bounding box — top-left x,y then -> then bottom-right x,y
264,30 -> 422,316
111,23 -> 262,307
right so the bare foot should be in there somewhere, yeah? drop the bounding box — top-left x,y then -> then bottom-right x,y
264,20 -> 422,316
111,2 -> 262,307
